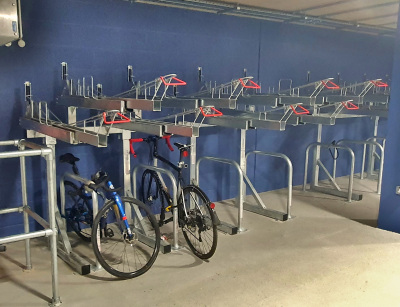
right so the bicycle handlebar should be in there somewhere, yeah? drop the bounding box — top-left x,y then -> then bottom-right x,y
87,172 -> 122,193
129,135 -> 173,158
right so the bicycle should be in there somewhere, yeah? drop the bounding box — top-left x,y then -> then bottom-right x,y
130,135 -> 218,259
60,153 -> 160,279
59,153 -> 93,242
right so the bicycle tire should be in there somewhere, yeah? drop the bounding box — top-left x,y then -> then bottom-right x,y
63,181 -> 93,242
179,185 -> 218,259
141,169 -> 172,226
91,197 -> 160,279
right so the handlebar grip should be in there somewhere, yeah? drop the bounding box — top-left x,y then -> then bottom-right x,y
163,135 -> 174,152
129,138 -> 144,157
88,181 -> 122,193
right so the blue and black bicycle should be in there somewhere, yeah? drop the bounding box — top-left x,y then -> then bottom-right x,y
60,153 -> 160,279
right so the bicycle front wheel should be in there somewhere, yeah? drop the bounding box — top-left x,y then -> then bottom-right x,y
179,186 -> 218,259
91,197 -> 160,279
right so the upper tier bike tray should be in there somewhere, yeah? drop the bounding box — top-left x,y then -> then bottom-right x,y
21,82 -> 200,147
323,79 -> 390,105
58,62 -> 199,112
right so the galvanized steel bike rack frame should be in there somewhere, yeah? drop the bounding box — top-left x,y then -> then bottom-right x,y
0,139 -> 61,306
303,142 -> 361,202
132,164 -> 176,252
195,154 -> 291,232
195,156 -> 246,232
364,136 -> 386,180
334,139 -> 384,194
246,151 -> 293,219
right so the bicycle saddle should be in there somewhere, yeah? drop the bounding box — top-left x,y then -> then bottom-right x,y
59,153 -> 80,164
173,142 -> 190,151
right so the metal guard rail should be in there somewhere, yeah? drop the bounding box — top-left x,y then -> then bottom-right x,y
0,139 -> 61,306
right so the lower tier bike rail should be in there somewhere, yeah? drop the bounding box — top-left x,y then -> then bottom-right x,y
195,156 -> 290,233
364,137 -> 386,180
334,139 -> 384,194
0,139 -> 61,306
132,164 -> 177,252
303,142 -> 361,202
246,151 -> 293,219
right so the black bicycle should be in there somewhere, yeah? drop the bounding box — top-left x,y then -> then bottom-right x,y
60,153 -> 160,278
130,135 -> 218,259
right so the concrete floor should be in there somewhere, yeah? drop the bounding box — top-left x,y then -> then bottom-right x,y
2,176 -> 400,307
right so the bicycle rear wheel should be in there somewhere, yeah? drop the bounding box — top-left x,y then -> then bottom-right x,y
91,197 -> 160,279
63,181 -> 93,242
179,185 -> 217,259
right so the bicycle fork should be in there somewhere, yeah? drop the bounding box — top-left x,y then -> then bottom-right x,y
107,182 -> 134,240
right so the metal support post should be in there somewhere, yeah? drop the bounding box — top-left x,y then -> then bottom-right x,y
312,124 -> 323,187
122,130 -> 132,197
240,129 -> 247,202
18,143 -> 31,270
190,136 -> 197,185
45,148 -> 62,307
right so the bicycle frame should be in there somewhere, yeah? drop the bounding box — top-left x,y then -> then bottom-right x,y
145,137 -> 206,220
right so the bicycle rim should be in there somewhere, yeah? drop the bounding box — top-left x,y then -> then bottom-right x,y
64,181 -> 92,242
92,197 -> 160,279
180,186 -> 217,259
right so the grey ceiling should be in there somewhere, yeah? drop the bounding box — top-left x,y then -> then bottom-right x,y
133,0 -> 399,36
219,0 -> 399,28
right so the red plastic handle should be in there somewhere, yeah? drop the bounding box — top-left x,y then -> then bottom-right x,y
370,80 -> 388,87
199,107 -> 223,117
341,101 -> 359,110
103,112 -> 130,124
290,105 -> 310,115
160,76 -> 187,86
239,78 -> 261,89
129,138 -> 144,158
162,135 -> 174,152
321,80 -> 340,89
